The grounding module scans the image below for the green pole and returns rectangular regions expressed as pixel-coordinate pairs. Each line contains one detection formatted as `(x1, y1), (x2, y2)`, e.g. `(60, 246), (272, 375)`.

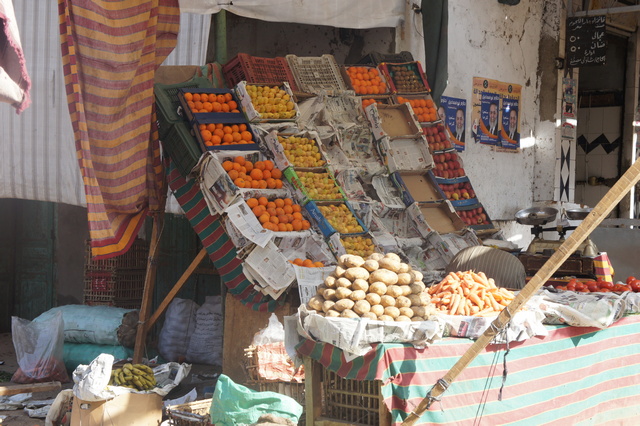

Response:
(215, 10), (228, 65)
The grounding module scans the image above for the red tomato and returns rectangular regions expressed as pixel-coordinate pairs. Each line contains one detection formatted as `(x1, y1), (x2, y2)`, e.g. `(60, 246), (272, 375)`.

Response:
(613, 284), (629, 293)
(568, 278), (580, 287)
(627, 276), (637, 285)
(566, 282), (577, 291)
(599, 281), (614, 290)
(599, 288), (611, 293)
(556, 285), (567, 291)
(575, 282), (587, 292)
(588, 282), (600, 292)
(630, 280), (640, 292)
(577, 287), (590, 293)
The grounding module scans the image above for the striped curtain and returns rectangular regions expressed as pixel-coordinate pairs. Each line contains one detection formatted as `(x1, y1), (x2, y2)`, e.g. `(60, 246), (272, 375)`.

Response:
(58, 0), (180, 258)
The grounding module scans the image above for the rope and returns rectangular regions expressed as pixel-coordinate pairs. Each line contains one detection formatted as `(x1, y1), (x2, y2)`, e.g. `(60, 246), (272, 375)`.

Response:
(420, 378), (450, 413)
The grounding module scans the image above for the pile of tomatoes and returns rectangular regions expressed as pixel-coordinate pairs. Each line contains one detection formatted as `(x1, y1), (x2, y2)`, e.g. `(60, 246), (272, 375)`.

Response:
(551, 276), (640, 293)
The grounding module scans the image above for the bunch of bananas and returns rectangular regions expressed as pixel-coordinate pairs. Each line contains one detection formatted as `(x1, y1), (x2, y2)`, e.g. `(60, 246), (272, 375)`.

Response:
(110, 363), (156, 391)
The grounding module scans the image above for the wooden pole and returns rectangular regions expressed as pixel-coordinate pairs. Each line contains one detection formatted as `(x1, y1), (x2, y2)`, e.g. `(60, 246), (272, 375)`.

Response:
(145, 247), (209, 330)
(402, 160), (640, 425)
(133, 212), (164, 363)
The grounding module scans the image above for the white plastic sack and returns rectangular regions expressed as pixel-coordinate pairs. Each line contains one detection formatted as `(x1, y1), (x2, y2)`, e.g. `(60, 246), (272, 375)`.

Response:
(72, 353), (114, 401)
(252, 314), (285, 346)
(159, 298), (199, 362)
(186, 296), (223, 366)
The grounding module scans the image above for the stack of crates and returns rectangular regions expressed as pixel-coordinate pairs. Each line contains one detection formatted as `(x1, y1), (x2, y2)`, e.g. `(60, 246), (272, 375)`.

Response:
(83, 239), (149, 310)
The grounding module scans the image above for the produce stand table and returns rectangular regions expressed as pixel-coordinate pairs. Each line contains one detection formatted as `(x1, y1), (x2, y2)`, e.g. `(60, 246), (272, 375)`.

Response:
(298, 314), (640, 425)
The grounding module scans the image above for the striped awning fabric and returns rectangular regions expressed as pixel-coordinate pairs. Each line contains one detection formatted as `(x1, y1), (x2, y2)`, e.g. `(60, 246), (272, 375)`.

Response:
(297, 314), (640, 424)
(58, 0), (180, 258)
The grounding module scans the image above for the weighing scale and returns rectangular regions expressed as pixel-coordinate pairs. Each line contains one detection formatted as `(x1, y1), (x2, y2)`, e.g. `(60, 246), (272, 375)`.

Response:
(515, 206), (598, 278)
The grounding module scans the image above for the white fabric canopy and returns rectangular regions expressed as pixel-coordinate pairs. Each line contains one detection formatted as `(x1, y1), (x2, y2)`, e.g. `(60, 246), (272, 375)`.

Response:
(179, 0), (405, 29)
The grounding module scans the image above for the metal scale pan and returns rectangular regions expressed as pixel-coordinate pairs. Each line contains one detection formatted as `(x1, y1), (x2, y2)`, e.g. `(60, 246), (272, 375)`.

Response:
(565, 208), (592, 220)
(515, 207), (559, 226)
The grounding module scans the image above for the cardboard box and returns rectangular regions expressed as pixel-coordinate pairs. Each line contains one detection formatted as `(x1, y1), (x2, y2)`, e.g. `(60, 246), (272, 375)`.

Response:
(409, 201), (466, 236)
(365, 103), (421, 140)
(71, 392), (163, 426)
(391, 170), (444, 206)
(376, 135), (434, 173)
(234, 81), (299, 122)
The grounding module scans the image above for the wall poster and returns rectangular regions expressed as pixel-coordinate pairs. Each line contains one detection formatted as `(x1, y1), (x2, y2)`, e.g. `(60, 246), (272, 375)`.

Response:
(471, 77), (522, 151)
(439, 95), (467, 152)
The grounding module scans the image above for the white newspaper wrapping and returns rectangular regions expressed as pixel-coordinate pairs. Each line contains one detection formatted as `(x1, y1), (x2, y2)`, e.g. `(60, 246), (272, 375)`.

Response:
(72, 355), (191, 401)
(371, 175), (406, 210)
(292, 306), (444, 361)
(434, 309), (548, 343)
(335, 169), (370, 202)
(197, 153), (240, 215)
(529, 289), (627, 328)
(294, 265), (335, 306)
(244, 241), (296, 291)
(225, 200), (273, 248)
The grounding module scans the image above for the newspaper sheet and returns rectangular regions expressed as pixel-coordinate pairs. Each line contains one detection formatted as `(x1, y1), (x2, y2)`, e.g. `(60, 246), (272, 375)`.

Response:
(225, 200), (273, 248)
(528, 289), (627, 328)
(295, 265), (335, 306)
(372, 175), (406, 210)
(291, 306), (444, 361)
(198, 153), (240, 215)
(244, 241), (296, 291)
(435, 309), (548, 343)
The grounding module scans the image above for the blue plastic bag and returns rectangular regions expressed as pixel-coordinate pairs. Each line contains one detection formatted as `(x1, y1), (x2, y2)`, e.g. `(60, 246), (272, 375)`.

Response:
(210, 374), (303, 425)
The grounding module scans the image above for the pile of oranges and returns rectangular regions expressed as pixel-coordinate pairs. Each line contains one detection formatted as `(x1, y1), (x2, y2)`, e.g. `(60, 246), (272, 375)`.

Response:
(396, 96), (437, 123)
(346, 66), (387, 96)
(246, 197), (311, 232)
(361, 98), (382, 108)
(290, 258), (324, 268)
(183, 92), (240, 113)
(200, 123), (254, 147)
(222, 157), (283, 189)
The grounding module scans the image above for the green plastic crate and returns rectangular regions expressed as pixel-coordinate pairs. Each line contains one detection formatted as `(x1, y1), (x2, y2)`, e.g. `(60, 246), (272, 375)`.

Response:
(154, 76), (212, 138)
(161, 121), (202, 176)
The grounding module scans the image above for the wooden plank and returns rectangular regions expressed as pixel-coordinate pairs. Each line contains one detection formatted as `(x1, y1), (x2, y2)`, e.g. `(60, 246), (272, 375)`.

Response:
(0, 381), (61, 396)
(145, 247), (208, 330)
(305, 357), (323, 426)
(222, 293), (294, 384)
(378, 381), (391, 426)
(133, 213), (164, 363)
(403, 158), (640, 425)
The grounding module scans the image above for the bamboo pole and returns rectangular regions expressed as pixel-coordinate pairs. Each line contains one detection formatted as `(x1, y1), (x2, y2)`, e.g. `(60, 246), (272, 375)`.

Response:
(133, 212), (164, 363)
(402, 160), (640, 425)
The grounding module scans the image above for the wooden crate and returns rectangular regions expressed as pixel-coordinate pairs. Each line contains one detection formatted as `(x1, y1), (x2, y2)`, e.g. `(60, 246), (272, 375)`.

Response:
(304, 357), (391, 426)
(166, 399), (212, 426)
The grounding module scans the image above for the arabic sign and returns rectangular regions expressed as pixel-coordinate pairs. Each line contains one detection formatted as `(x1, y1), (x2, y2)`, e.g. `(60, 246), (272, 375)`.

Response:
(566, 15), (607, 68)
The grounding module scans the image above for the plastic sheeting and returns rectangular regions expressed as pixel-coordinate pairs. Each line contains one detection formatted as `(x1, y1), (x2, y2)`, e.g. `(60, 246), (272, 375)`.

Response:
(179, 0), (405, 29)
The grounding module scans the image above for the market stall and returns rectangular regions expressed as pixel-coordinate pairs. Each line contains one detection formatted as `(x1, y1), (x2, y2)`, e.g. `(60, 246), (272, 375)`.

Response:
(298, 314), (640, 425)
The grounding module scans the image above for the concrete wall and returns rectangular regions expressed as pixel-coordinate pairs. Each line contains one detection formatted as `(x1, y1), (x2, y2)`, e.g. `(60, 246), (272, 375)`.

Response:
(443, 1), (560, 249)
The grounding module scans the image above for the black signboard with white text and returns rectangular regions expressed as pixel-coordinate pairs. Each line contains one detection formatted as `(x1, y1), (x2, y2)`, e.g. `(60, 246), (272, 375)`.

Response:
(566, 15), (607, 68)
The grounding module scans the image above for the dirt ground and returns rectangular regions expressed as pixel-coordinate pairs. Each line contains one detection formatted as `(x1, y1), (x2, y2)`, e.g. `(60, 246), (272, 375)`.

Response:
(0, 332), (220, 425)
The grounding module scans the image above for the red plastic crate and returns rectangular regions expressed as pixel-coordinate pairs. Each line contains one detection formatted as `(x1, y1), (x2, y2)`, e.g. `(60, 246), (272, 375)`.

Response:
(223, 53), (298, 90)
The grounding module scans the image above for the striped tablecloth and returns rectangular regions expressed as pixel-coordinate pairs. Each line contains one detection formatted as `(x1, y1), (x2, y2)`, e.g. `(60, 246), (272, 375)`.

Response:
(297, 314), (640, 425)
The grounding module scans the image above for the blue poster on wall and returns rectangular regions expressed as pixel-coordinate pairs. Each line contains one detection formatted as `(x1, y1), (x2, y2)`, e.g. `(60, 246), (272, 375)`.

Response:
(500, 99), (520, 149)
(439, 96), (466, 152)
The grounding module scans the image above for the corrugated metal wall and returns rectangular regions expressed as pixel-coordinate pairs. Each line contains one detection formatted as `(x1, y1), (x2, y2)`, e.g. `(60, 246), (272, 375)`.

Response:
(0, 2), (210, 209)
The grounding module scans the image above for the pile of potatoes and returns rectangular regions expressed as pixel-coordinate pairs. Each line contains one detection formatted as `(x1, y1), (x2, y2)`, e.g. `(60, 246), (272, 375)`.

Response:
(306, 252), (436, 322)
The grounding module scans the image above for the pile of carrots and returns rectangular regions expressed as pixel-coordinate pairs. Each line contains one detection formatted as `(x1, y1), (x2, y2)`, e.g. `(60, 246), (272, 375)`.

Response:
(222, 157), (284, 189)
(246, 196), (311, 232)
(428, 270), (516, 317)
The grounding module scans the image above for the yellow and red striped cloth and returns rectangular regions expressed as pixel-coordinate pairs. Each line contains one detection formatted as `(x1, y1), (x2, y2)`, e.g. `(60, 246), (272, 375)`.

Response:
(58, 0), (179, 258)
